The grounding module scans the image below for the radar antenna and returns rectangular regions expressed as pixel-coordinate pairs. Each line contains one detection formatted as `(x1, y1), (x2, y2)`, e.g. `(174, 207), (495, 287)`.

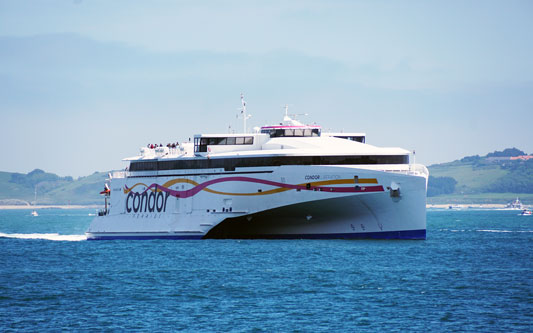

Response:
(282, 104), (307, 125)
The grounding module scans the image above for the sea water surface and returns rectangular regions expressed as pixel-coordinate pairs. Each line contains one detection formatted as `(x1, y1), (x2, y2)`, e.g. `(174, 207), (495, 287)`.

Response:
(0, 209), (531, 331)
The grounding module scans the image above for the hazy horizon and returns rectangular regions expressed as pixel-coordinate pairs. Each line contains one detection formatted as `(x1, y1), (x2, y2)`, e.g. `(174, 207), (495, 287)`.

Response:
(1, 1), (532, 177)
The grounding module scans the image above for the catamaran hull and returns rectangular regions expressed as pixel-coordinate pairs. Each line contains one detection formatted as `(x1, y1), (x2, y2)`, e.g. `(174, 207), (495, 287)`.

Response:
(86, 165), (427, 240)
(205, 193), (426, 239)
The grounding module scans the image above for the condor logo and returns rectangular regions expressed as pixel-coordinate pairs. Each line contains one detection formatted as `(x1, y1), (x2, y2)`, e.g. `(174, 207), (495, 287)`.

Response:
(126, 190), (170, 213)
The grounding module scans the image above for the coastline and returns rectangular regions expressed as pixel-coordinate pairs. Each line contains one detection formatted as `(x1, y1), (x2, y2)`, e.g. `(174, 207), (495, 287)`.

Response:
(427, 204), (506, 209)
(0, 204), (523, 210)
(0, 205), (102, 210)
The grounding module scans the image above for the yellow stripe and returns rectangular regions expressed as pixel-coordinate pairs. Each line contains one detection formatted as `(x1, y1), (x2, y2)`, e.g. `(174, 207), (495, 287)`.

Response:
(356, 178), (378, 184)
(123, 182), (149, 194)
(203, 187), (290, 196)
(124, 179), (201, 194)
(124, 177), (379, 196)
(162, 178), (199, 188)
(201, 178), (378, 196)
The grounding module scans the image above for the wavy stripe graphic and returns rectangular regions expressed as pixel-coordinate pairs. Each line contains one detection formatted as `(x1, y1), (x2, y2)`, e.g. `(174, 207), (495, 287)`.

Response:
(124, 177), (383, 198)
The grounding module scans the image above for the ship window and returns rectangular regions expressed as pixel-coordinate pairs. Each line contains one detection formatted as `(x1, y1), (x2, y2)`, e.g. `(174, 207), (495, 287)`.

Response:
(334, 135), (365, 143)
(130, 154), (409, 172)
(262, 128), (321, 138)
(209, 138), (222, 145)
(194, 136), (254, 152)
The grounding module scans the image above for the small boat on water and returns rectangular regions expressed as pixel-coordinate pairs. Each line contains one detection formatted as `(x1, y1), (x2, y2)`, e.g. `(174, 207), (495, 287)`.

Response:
(520, 209), (532, 216)
(31, 187), (38, 217)
(506, 198), (524, 210)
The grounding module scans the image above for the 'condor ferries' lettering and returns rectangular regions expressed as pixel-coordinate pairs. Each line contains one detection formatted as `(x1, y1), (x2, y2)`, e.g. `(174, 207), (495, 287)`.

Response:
(126, 190), (170, 213)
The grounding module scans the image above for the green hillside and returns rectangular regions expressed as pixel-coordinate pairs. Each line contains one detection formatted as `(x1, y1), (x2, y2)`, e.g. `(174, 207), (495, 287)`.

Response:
(0, 169), (108, 205)
(428, 148), (533, 204)
(429, 163), (508, 193)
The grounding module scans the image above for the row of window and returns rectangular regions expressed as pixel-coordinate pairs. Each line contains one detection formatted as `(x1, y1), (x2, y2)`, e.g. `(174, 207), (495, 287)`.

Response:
(194, 136), (254, 152)
(129, 155), (409, 172)
(261, 128), (321, 138)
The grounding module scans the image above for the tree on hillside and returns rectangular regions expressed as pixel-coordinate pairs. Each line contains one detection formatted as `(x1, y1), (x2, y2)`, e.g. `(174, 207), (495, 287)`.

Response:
(9, 169), (73, 189)
(486, 148), (525, 158)
(460, 155), (481, 163)
(484, 159), (533, 193)
(427, 176), (458, 197)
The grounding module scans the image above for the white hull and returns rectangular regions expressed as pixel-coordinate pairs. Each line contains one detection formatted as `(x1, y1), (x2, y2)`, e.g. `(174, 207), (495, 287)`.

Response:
(86, 165), (428, 240)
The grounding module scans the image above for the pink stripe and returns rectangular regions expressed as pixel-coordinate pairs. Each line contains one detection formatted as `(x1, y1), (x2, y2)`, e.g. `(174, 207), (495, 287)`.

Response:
(260, 126), (321, 129)
(131, 177), (383, 199)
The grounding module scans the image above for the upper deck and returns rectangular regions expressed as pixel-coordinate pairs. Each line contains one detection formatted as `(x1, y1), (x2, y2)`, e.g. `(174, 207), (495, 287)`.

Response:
(122, 106), (415, 174)
(126, 129), (411, 174)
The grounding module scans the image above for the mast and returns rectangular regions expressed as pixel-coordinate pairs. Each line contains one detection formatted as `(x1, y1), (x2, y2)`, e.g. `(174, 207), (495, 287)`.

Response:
(239, 93), (251, 133)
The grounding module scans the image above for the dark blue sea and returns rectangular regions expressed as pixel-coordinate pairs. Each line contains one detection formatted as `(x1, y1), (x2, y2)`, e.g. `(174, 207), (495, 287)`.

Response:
(1, 209), (531, 331)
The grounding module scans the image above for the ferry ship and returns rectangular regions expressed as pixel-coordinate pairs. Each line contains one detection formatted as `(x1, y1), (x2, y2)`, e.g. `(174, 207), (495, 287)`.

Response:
(505, 198), (524, 210)
(86, 98), (429, 240)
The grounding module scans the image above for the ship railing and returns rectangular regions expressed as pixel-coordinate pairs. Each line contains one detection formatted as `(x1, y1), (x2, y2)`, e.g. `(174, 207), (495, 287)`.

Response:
(408, 164), (429, 178)
(386, 164), (429, 178)
(111, 170), (127, 179)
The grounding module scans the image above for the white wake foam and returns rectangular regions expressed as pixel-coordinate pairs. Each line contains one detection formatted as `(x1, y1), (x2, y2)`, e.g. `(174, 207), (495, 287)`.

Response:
(0, 232), (87, 241)
(440, 229), (533, 233)
(476, 229), (533, 233)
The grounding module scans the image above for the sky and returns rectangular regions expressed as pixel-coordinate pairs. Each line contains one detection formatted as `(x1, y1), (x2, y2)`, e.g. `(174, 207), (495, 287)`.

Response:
(1, 0), (532, 178)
